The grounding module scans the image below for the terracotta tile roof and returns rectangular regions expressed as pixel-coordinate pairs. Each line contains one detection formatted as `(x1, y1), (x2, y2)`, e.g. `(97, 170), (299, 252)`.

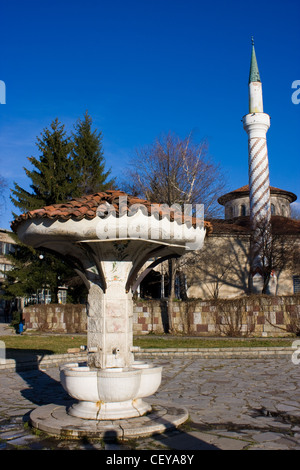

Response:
(208, 217), (251, 234)
(11, 190), (213, 234)
(270, 216), (300, 235)
(232, 184), (296, 195)
(209, 215), (300, 236)
(218, 185), (297, 205)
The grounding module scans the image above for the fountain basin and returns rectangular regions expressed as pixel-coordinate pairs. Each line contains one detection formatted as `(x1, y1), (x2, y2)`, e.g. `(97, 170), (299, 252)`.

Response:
(59, 362), (162, 420)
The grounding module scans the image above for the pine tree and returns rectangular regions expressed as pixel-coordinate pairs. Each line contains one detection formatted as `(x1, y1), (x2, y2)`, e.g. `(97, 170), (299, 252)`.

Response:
(2, 237), (65, 300)
(6, 114), (114, 306)
(10, 118), (75, 214)
(2, 234), (85, 303)
(71, 111), (114, 195)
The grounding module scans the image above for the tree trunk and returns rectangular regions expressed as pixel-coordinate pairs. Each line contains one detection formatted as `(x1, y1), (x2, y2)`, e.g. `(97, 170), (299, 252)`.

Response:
(178, 270), (187, 300)
(167, 258), (177, 333)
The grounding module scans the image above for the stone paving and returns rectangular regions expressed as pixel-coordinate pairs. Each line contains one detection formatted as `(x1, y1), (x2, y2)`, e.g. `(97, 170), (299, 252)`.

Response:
(1, 353), (300, 450)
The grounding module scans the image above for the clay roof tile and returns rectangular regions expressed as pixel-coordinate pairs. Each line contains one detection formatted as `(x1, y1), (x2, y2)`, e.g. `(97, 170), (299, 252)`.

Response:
(11, 190), (213, 235)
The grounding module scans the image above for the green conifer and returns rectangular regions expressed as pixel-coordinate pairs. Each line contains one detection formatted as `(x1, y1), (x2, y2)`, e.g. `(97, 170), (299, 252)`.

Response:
(10, 118), (75, 214)
(71, 111), (114, 196)
(6, 114), (113, 304)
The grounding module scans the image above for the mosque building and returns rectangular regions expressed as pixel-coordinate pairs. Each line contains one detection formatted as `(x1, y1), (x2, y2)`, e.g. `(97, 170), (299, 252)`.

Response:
(184, 40), (300, 299)
(140, 40), (300, 300)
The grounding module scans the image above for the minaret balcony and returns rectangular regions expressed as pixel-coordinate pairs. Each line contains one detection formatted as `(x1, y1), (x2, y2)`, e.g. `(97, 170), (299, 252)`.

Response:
(242, 112), (270, 137)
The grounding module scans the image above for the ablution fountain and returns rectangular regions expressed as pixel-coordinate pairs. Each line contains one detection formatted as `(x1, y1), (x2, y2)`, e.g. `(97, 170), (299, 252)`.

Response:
(12, 190), (209, 438)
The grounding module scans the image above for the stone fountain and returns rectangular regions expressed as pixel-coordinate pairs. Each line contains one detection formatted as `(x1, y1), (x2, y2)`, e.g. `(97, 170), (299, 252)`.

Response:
(12, 190), (208, 438)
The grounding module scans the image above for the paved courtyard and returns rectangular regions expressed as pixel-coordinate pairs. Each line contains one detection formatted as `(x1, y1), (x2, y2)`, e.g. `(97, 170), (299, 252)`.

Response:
(1, 353), (300, 451)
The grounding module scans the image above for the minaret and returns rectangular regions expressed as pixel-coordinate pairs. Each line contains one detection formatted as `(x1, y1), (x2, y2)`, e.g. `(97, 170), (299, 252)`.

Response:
(243, 38), (271, 227)
(243, 38), (271, 286)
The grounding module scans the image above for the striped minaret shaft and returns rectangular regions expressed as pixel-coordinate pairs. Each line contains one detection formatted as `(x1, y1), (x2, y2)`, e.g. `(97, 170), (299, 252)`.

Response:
(243, 38), (271, 274)
(244, 39), (271, 226)
(248, 126), (271, 225)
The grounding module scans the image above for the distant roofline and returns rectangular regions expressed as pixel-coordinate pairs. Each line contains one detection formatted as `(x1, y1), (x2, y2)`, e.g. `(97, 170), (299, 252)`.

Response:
(218, 185), (297, 205)
(208, 215), (300, 236)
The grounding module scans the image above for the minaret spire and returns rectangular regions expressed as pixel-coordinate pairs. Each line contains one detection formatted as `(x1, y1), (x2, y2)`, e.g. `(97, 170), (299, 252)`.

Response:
(249, 37), (261, 84)
(243, 38), (272, 292)
(248, 37), (264, 113)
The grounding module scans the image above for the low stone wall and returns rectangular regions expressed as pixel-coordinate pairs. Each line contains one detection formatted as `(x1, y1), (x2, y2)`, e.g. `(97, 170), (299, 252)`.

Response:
(134, 296), (300, 337)
(22, 304), (87, 333)
(22, 295), (300, 337)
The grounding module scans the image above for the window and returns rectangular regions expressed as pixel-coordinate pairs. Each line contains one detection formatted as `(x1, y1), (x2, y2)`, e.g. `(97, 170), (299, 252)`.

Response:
(271, 204), (275, 215)
(293, 276), (300, 294)
(240, 204), (246, 216)
(0, 263), (12, 278)
(0, 242), (15, 255)
(58, 288), (68, 304)
(3, 243), (10, 255)
(37, 289), (52, 304)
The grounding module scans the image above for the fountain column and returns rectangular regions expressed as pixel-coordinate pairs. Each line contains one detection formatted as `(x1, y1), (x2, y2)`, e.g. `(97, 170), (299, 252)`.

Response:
(87, 260), (134, 369)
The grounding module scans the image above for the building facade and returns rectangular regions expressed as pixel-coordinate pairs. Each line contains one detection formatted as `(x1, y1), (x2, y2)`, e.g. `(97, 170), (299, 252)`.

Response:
(0, 228), (17, 320)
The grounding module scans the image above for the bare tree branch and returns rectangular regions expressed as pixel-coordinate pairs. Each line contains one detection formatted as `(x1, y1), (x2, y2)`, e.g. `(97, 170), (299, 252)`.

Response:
(120, 131), (226, 217)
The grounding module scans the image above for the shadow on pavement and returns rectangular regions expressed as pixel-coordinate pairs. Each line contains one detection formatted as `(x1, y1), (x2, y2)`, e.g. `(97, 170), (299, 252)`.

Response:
(5, 347), (220, 450)
(6, 347), (75, 408)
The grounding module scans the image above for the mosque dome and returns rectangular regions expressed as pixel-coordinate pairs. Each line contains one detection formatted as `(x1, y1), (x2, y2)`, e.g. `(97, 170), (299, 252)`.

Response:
(218, 185), (297, 220)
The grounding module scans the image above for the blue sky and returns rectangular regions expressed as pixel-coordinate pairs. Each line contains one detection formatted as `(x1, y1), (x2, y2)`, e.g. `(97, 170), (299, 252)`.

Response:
(0, 0), (299, 229)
